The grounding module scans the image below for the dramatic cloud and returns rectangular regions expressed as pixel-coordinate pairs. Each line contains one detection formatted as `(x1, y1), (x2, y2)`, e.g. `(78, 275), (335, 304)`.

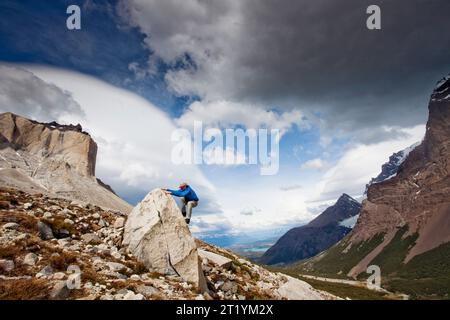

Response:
(0, 65), (84, 122)
(118, 0), (450, 143)
(314, 125), (426, 201)
(0, 65), (225, 233)
(176, 100), (307, 135)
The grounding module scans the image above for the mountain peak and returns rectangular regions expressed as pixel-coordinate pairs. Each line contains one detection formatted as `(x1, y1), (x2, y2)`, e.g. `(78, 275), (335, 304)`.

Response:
(309, 194), (361, 228)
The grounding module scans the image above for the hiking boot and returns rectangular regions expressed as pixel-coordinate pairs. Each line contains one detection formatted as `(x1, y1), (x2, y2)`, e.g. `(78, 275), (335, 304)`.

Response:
(185, 218), (190, 224)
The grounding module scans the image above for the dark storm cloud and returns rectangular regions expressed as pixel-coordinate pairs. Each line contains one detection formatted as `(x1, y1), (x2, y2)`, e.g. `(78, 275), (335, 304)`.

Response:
(121, 0), (450, 143)
(235, 0), (450, 138)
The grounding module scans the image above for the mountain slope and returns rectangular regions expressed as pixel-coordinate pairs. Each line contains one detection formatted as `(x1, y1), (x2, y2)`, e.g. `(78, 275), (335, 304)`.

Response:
(0, 187), (337, 300)
(260, 194), (361, 265)
(0, 112), (131, 213)
(295, 74), (450, 298)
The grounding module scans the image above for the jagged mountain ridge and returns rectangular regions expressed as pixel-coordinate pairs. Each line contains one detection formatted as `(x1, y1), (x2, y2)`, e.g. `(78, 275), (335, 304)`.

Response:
(260, 194), (361, 265)
(365, 142), (419, 192)
(0, 112), (131, 213)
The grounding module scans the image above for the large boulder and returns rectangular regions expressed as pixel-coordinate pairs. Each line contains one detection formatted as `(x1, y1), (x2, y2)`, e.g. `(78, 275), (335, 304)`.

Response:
(122, 189), (207, 291)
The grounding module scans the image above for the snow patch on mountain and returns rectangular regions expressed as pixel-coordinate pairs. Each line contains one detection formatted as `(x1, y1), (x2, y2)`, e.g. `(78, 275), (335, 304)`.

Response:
(339, 214), (359, 228)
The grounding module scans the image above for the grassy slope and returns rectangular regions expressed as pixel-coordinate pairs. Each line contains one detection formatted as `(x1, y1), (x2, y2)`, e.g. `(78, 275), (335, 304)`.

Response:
(291, 233), (385, 278)
(275, 226), (450, 299)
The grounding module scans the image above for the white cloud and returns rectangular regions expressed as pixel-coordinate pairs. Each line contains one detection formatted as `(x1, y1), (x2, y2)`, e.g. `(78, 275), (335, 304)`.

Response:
(314, 125), (426, 201)
(0, 65), (84, 122)
(300, 158), (329, 171)
(2, 64), (223, 222)
(176, 100), (307, 135)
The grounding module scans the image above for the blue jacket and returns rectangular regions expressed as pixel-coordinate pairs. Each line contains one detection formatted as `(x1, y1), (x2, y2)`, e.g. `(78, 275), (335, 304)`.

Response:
(168, 185), (199, 202)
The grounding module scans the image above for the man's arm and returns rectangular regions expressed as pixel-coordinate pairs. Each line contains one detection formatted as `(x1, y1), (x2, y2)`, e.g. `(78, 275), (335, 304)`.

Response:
(165, 188), (189, 197)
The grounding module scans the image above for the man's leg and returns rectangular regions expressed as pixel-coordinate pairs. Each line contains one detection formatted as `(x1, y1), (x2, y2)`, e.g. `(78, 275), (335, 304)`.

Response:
(181, 198), (187, 217)
(185, 201), (198, 224)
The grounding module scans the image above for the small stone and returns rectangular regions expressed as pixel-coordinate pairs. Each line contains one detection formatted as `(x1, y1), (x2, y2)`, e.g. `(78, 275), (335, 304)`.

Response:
(136, 285), (158, 296)
(57, 238), (71, 247)
(117, 289), (129, 295)
(84, 282), (93, 289)
(2, 222), (19, 230)
(130, 274), (140, 281)
(43, 212), (53, 219)
(64, 218), (74, 225)
(106, 262), (127, 272)
(48, 205), (62, 212)
(92, 213), (101, 219)
(50, 281), (70, 300)
(195, 294), (205, 300)
(56, 229), (71, 239)
(222, 281), (237, 293)
(123, 291), (144, 300)
(53, 272), (66, 280)
(111, 251), (121, 260)
(100, 294), (114, 300)
(23, 252), (38, 266)
(98, 219), (106, 228)
(114, 217), (125, 229)
(23, 203), (33, 210)
(38, 221), (54, 240)
(238, 295), (246, 300)
(15, 233), (29, 241)
(214, 280), (224, 290)
(0, 259), (15, 272)
(81, 233), (101, 244)
(36, 265), (53, 277)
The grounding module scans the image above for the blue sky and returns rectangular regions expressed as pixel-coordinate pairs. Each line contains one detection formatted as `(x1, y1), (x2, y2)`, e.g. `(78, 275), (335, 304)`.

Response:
(1, 0), (448, 246)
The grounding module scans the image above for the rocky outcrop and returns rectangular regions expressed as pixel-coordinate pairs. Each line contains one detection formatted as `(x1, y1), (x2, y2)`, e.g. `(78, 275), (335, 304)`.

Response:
(260, 194), (361, 265)
(122, 189), (207, 291)
(0, 112), (131, 213)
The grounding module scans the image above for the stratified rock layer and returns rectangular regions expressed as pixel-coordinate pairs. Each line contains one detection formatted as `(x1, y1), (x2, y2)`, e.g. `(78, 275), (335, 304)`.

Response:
(0, 112), (131, 213)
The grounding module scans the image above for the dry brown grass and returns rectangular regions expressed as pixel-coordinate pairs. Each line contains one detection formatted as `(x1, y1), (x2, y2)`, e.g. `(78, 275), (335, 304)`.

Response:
(80, 266), (107, 285)
(0, 244), (22, 259)
(0, 279), (50, 300)
(49, 251), (78, 271)
(42, 217), (76, 235)
(123, 260), (148, 275)
(0, 201), (10, 209)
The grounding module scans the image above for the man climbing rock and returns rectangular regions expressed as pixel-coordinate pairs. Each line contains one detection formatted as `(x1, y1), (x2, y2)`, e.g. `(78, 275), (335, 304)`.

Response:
(163, 183), (199, 225)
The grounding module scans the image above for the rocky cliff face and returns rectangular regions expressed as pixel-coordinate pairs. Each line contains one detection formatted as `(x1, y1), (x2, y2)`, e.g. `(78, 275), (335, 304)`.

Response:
(260, 194), (361, 265)
(296, 75), (450, 298)
(0, 112), (131, 213)
(349, 75), (450, 263)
